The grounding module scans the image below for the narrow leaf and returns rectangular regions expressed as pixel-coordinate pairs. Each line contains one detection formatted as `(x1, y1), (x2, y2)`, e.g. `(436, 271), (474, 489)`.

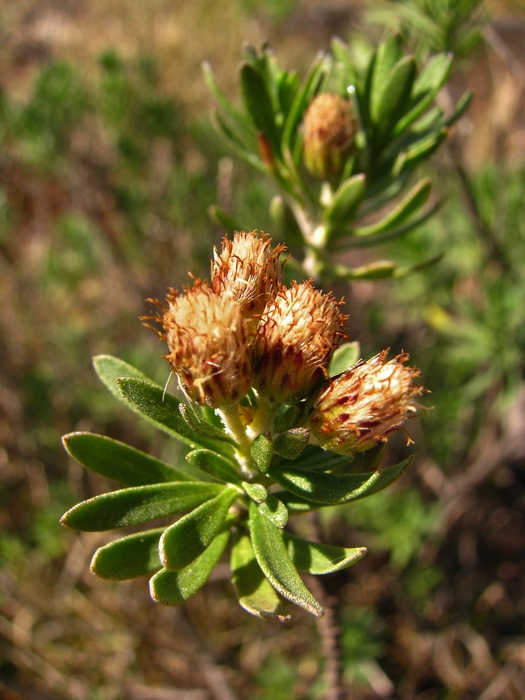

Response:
(371, 56), (417, 139)
(240, 63), (281, 159)
(160, 487), (238, 570)
(116, 378), (235, 457)
(63, 432), (190, 487)
(93, 354), (157, 401)
(371, 34), (404, 99)
(231, 531), (290, 622)
(267, 457), (413, 505)
(283, 531), (367, 575)
(185, 449), (242, 485)
(328, 342), (360, 377)
(394, 53), (453, 134)
(258, 494), (288, 529)
(354, 178), (432, 237)
(61, 482), (223, 531)
(150, 528), (229, 605)
(248, 502), (323, 617)
(324, 174), (367, 231)
(281, 53), (326, 153)
(91, 528), (163, 580)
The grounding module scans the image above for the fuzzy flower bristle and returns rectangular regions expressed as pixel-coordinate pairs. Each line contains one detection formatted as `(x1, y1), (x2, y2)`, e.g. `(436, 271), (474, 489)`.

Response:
(308, 351), (424, 454)
(211, 231), (286, 318)
(252, 280), (348, 403)
(161, 281), (252, 407)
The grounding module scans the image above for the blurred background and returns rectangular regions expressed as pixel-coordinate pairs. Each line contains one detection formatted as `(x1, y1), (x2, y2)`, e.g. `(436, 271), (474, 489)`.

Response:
(1, 0), (524, 698)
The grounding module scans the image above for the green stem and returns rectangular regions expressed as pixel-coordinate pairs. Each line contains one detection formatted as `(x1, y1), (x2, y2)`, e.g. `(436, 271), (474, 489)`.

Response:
(216, 404), (255, 480)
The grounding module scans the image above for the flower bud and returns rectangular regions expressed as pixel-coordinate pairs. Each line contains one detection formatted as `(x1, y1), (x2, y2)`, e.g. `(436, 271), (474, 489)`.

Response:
(211, 231), (285, 319)
(309, 351), (424, 454)
(252, 281), (348, 403)
(161, 282), (252, 407)
(303, 93), (357, 180)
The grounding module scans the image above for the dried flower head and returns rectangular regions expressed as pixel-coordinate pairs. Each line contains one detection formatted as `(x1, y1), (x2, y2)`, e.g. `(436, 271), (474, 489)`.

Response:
(252, 280), (348, 403)
(211, 231), (285, 319)
(161, 282), (252, 407)
(309, 351), (424, 454)
(303, 92), (357, 180)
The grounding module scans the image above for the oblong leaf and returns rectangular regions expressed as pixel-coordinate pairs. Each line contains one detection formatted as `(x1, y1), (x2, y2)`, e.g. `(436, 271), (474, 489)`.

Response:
(160, 487), (238, 570)
(150, 528), (230, 606)
(231, 531), (290, 622)
(248, 501), (323, 617)
(116, 378), (235, 458)
(283, 531), (367, 575)
(61, 482), (224, 531)
(186, 449), (242, 485)
(208, 204), (245, 237)
(91, 528), (164, 580)
(63, 432), (190, 486)
(267, 457), (412, 505)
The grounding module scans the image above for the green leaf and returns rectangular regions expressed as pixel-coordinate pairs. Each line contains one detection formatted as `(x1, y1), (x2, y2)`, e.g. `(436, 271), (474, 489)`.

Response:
(328, 342), (360, 377)
(273, 428), (310, 460)
(330, 37), (358, 87)
(61, 482), (223, 531)
(185, 449), (242, 485)
(371, 56), (417, 140)
(443, 91), (472, 127)
(231, 531), (291, 622)
(242, 481), (268, 503)
(91, 528), (163, 580)
(354, 178), (432, 237)
(179, 403), (237, 447)
(267, 457), (413, 505)
(240, 63), (281, 159)
(283, 531), (367, 575)
(332, 260), (397, 281)
(62, 432), (190, 487)
(395, 128), (447, 175)
(150, 528), (230, 605)
(258, 494), (288, 529)
(324, 174), (367, 233)
(116, 378), (235, 458)
(250, 433), (274, 473)
(394, 53), (453, 134)
(248, 501), (323, 617)
(93, 354), (156, 401)
(160, 487), (238, 570)
(202, 61), (256, 145)
(281, 54), (326, 154)
(207, 204), (245, 236)
(371, 34), (404, 99)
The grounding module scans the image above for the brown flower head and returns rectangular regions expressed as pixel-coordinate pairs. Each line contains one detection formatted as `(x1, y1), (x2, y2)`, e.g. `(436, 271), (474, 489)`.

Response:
(211, 231), (285, 319)
(161, 281), (252, 407)
(252, 280), (348, 403)
(309, 351), (424, 455)
(303, 92), (357, 180)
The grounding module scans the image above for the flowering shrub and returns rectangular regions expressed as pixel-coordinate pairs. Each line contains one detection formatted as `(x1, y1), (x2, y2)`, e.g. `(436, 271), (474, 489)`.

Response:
(61, 231), (424, 621)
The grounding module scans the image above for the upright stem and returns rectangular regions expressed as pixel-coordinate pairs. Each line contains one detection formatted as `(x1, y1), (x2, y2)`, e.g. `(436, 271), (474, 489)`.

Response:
(216, 404), (254, 479)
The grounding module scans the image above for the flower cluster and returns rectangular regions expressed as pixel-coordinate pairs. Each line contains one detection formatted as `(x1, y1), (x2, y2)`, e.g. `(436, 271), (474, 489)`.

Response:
(152, 231), (422, 455)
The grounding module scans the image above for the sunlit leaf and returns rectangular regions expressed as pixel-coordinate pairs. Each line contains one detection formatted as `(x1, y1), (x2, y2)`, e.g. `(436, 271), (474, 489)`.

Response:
(91, 528), (163, 580)
(63, 432), (189, 487)
(61, 482), (224, 531)
(231, 531), (290, 622)
(248, 501), (323, 616)
(150, 528), (230, 605)
(283, 531), (367, 575)
(328, 342), (360, 377)
(160, 487), (238, 570)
